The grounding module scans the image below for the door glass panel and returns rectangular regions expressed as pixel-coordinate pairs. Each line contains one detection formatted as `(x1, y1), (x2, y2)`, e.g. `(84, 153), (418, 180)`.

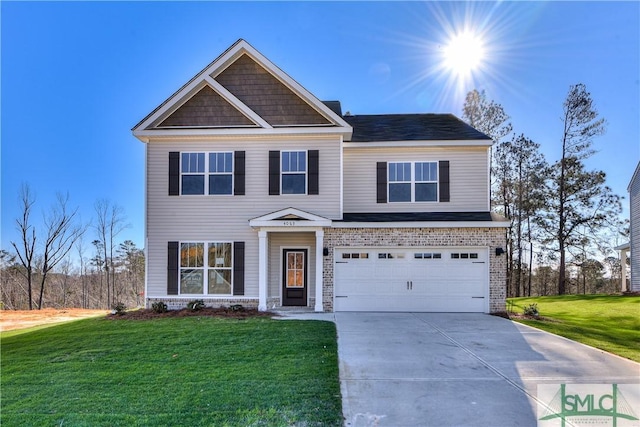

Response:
(286, 252), (304, 288)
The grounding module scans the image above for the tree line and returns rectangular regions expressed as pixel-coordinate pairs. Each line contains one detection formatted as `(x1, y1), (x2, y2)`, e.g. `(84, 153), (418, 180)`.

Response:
(463, 83), (627, 297)
(1, 186), (144, 310)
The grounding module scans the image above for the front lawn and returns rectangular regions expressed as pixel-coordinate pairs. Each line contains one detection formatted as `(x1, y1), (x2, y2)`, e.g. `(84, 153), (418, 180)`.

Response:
(1, 316), (342, 426)
(508, 294), (640, 362)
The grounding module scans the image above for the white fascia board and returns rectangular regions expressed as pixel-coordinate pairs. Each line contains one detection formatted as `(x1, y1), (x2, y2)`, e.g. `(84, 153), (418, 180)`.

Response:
(249, 207), (332, 227)
(343, 139), (493, 149)
(332, 220), (511, 229)
(133, 126), (352, 142)
(250, 224), (330, 231)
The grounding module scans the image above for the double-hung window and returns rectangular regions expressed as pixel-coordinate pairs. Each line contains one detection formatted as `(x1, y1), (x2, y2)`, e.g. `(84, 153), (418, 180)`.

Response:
(414, 162), (438, 201)
(181, 152), (233, 195)
(281, 151), (306, 194)
(181, 153), (205, 195)
(179, 242), (232, 295)
(388, 161), (438, 202)
(388, 162), (412, 202)
(208, 152), (233, 195)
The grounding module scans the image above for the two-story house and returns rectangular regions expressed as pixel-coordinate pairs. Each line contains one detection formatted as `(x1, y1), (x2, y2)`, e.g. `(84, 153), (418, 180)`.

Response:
(132, 39), (509, 313)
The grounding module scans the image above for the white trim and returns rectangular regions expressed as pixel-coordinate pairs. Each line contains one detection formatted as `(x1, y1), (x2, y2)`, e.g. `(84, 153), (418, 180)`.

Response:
(203, 76), (272, 129)
(315, 230), (324, 312)
(258, 230), (268, 311)
(250, 207), (332, 227)
(134, 126), (351, 142)
(343, 139), (493, 148)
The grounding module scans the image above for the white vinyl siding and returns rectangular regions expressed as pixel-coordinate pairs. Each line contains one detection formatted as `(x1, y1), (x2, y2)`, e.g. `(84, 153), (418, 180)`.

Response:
(630, 165), (640, 290)
(343, 146), (490, 213)
(145, 137), (341, 299)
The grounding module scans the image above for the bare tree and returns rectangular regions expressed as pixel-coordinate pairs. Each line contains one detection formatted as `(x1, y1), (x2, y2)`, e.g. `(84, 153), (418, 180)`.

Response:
(94, 199), (128, 307)
(36, 192), (85, 309)
(10, 184), (38, 309)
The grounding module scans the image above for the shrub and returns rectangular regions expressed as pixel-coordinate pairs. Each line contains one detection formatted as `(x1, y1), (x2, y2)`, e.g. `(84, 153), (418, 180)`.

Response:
(523, 303), (539, 317)
(151, 301), (168, 313)
(112, 302), (126, 315)
(229, 304), (245, 312)
(187, 299), (205, 311)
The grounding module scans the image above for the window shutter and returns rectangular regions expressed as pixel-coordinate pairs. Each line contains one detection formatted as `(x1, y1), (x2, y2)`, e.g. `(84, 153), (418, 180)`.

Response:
(169, 152), (180, 196)
(167, 241), (179, 295)
(308, 150), (319, 195)
(376, 162), (387, 203)
(234, 151), (245, 196)
(233, 242), (245, 295)
(439, 160), (450, 202)
(269, 151), (280, 195)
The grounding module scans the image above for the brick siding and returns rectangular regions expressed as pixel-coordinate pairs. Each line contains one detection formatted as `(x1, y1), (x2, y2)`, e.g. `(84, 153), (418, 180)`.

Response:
(322, 227), (507, 313)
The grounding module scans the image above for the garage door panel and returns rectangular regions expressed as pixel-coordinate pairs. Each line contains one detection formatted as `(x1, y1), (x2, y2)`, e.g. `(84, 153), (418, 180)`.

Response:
(335, 247), (488, 313)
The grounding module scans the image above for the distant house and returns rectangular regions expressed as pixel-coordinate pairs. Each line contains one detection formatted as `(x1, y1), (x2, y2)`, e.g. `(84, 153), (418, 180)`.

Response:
(132, 39), (509, 313)
(629, 162), (640, 291)
(617, 161), (640, 292)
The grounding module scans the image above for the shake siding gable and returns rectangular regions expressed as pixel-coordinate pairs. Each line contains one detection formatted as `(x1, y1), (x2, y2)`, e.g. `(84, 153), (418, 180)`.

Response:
(214, 54), (331, 126)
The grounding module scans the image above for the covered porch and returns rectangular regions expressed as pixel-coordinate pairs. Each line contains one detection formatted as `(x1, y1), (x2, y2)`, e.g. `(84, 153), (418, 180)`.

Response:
(249, 208), (331, 312)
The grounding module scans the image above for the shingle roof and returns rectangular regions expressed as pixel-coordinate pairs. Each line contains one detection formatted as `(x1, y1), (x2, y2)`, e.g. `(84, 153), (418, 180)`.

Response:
(342, 113), (492, 142)
(339, 212), (495, 222)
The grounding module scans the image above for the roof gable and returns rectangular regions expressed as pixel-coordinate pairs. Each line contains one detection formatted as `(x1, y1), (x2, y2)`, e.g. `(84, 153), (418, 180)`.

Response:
(214, 54), (331, 126)
(133, 39), (351, 139)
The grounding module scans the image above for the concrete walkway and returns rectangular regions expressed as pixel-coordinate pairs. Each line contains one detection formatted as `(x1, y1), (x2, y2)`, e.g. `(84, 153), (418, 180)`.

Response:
(277, 311), (640, 427)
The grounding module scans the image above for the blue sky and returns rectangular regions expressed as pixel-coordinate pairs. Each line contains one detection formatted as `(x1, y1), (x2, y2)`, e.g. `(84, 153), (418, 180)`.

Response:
(2, 1), (639, 252)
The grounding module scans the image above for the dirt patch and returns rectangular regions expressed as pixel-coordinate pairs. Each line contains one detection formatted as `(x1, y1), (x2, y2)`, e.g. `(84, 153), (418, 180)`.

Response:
(107, 307), (276, 320)
(1, 309), (110, 332)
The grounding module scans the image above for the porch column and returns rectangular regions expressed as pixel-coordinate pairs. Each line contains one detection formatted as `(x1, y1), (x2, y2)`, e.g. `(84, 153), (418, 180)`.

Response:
(315, 229), (324, 312)
(258, 230), (268, 311)
(620, 248), (628, 292)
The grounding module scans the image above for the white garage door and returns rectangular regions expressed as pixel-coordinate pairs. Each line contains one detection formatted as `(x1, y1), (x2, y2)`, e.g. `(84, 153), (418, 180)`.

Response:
(334, 247), (488, 312)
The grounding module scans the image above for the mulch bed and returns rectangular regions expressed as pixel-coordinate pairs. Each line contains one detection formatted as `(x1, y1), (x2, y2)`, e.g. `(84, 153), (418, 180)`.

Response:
(107, 307), (277, 320)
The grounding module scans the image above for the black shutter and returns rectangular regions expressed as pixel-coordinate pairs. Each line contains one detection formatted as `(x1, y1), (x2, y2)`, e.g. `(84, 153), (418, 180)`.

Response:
(169, 152), (180, 196)
(439, 160), (450, 202)
(308, 150), (319, 195)
(376, 162), (387, 203)
(234, 151), (245, 196)
(167, 241), (179, 295)
(233, 242), (245, 295)
(269, 151), (280, 195)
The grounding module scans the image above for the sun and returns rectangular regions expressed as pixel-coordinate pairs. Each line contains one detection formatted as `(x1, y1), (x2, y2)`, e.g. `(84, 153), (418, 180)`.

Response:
(443, 31), (485, 75)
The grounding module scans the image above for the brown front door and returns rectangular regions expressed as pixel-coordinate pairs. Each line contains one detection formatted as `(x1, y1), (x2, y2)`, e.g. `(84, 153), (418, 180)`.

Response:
(282, 249), (307, 306)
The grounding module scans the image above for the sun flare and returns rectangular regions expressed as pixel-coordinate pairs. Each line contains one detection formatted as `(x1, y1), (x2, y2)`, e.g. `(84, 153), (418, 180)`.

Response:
(443, 31), (485, 75)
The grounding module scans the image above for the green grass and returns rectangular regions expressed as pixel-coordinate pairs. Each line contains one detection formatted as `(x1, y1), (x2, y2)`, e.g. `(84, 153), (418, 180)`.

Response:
(508, 295), (640, 362)
(1, 316), (343, 426)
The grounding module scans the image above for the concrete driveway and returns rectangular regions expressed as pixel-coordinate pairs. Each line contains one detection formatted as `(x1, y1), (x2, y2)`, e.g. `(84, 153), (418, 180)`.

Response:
(335, 313), (640, 427)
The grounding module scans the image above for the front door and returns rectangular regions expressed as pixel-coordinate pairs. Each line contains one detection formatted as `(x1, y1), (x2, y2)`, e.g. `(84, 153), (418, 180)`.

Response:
(282, 249), (307, 306)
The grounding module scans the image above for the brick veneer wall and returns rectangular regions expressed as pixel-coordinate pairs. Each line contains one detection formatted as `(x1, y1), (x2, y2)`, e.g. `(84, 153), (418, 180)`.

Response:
(146, 297), (258, 311)
(323, 227), (507, 313)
